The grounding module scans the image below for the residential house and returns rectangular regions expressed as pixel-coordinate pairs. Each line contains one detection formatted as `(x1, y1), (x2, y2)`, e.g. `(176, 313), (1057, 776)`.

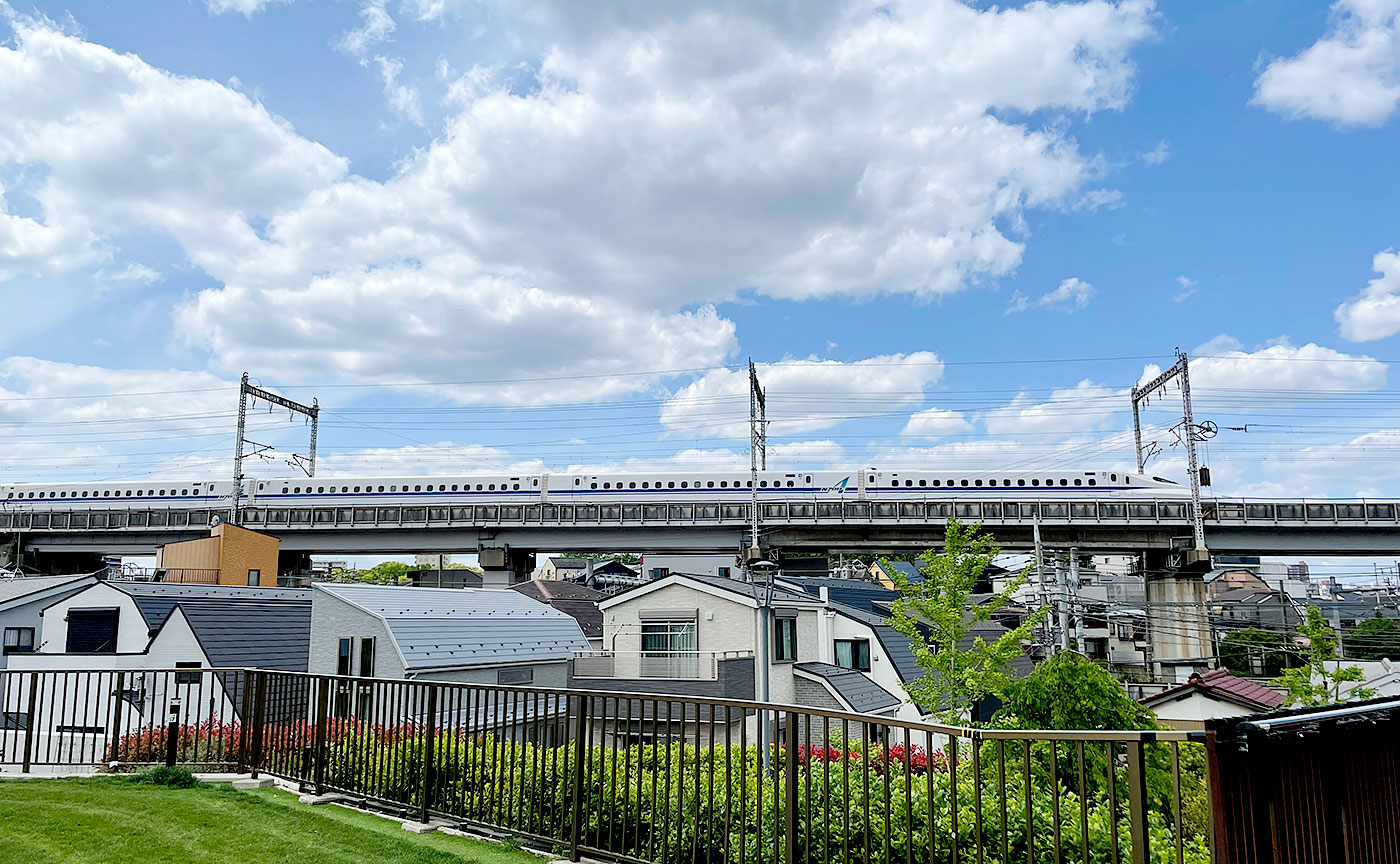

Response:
(538, 557), (589, 581)
(636, 554), (737, 581)
(1205, 568), (1271, 598)
(309, 583), (589, 687)
(1139, 669), (1284, 730)
(0, 575), (95, 670)
(4, 582), (311, 743)
(154, 522), (280, 586)
(510, 579), (606, 649)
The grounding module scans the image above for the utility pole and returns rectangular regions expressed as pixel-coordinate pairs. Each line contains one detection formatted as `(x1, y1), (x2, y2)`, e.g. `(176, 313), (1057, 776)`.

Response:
(745, 359), (773, 772)
(1071, 548), (1085, 652)
(232, 373), (320, 525)
(1033, 518), (1051, 650)
(1056, 557), (1070, 652)
(1130, 350), (1208, 554)
(748, 359), (767, 472)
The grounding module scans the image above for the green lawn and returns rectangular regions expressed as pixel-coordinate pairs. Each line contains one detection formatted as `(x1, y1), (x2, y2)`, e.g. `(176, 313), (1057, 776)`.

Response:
(0, 778), (548, 864)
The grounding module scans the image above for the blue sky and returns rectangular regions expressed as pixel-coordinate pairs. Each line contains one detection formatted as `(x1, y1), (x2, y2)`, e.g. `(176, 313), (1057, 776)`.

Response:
(2, 0), (1400, 508)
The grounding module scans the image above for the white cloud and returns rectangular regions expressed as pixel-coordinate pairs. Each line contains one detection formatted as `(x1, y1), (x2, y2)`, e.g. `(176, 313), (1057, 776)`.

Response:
(660, 353), (944, 439)
(563, 440), (846, 475)
(1335, 250), (1400, 341)
(1172, 274), (1196, 302)
(374, 55), (424, 125)
(206, 0), (291, 16)
(1183, 337), (1387, 392)
(1006, 277), (1095, 314)
(1252, 0), (1400, 127)
(0, 4), (1157, 403)
(1142, 139), (1170, 165)
(979, 379), (1124, 438)
(314, 443), (544, 477)
(900, 407), (973, 441)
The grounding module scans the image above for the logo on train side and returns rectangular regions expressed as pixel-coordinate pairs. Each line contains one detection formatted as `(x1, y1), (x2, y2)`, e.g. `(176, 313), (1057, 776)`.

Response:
(823, 476), (851, 493)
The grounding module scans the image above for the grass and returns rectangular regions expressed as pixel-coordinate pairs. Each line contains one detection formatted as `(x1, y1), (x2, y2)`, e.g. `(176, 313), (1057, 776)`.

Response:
(0, 778), (549, 864)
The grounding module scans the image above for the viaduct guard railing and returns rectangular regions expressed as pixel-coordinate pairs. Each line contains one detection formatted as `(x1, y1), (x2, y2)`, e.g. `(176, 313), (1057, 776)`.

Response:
(4, 668), (1398, 863)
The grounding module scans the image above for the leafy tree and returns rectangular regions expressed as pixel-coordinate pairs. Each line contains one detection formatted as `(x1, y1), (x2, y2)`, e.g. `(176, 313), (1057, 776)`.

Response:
(1344, 609), (1400, 661)
(996, 650), (1157, 730)
(332, 561), (411, 585)
(884, 518), (1045, 722)
(1219, 627), (1300, 678)
(1271, 605), (1376, 706)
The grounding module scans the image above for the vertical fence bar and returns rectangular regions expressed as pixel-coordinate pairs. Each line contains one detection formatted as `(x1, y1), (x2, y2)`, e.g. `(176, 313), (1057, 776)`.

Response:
(421, 684), (438, 824)
(1051, 741), (1062, 864)
(569, 693), (588, 863)
(1107, 742), (1120, 864)
(313, 677), (330, 795)
(949, 736), (960, 864)
(22, 671), (39, 772)
(107, 671), (125, 766)
(1126, 740), (1150, 864)
(1024, 740), (1034, 864)
(785, 710), (798, 864)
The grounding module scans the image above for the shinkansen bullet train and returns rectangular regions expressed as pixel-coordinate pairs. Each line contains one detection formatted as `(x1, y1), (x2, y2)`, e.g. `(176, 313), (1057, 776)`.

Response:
(0, 469), (1187, 510)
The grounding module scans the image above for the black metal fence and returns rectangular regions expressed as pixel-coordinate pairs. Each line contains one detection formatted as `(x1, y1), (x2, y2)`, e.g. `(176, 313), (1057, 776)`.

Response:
(1205, 697), (1400, 864)
(1, 667), (1210, 864)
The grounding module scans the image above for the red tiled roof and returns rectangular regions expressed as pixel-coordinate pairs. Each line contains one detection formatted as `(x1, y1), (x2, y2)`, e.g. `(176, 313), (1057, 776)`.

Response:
(1141, 668), (1285, 712)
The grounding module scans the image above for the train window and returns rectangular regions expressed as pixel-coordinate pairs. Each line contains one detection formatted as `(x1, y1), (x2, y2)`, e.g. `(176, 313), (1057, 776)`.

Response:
(282, 487), (289, 494)
(903, 480), (911, 487)
(512, 483), (519, 490)
(761, 481), (769, 488)
(574, 478), (581, 486)
(103, 491), (110, 497)
(602, 482), (610, 489)
(1017, 479), (1025, 487)
(591, 483), (598, 489)
(379, 485), (386, 492)
(707, 481), (714, 488)
(1110, 473), (1117, 482)
(1088, 479), (1096, 486)
(1060, 479), (1068, 486)
(450, 485), (457, 491)
(805, 475), (812, 484)
(414, 485), (421, 492)
(59, 491), (66, 498)
(318, 487), (325, 494)
(719, 481), (727, 488)
(390, 485), (397, 492)
(975, 480), (983, 486)
(681, 482), (688, 488)
(960, 480), (968, 487)
(354, 486), (361, 493)
(629, 482), (636, 489)
(919, 480), (926, 487)
(668, 482), (676, 489)
(489, 484), (496, 490)
(1074, 479), (1082, 486)
(532, 479), (538, 486)
(931, 480), (940, 487)
(787, 480), (795, 487)
(890, 481), (897, 487)
(641, 482), (649, 488)
(1031, 479), (1039, 487)
(135, 490), (142, 497)
(474, 484), (482, 490)
(182, 489), (189, 496)
(988, 479), (996, 486)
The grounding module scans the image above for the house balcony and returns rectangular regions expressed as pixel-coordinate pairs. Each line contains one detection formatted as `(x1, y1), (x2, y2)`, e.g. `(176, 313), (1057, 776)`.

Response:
(567, 651), (756, 702)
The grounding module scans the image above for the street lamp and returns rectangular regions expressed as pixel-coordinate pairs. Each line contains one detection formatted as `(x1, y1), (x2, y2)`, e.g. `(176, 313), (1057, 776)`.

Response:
(749, 557), (779, 771)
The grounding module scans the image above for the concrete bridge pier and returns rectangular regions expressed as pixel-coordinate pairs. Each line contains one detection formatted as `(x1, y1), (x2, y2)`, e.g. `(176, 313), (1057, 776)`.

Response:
(1142, 548), (1213, 683)
(477, 546), (534, 589)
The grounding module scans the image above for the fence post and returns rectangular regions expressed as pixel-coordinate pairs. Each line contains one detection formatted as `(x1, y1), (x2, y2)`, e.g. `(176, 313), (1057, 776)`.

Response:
(21, 672), (39, 773)
(785, 710), (798, 864)
(421, 684), (438, 824)
(237, 671), (252, 773)
(106, 671), (125, 766)
(1125, 739), (1151, 864)
(165, 697), (182, 767)
(569, 694), (590, 863)
(250, 671), (266, 779)
(313, 677), (330, 795)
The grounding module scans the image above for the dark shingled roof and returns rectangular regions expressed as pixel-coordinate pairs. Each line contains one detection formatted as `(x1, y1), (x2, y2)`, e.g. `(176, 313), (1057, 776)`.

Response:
(1141, 668), (1285, 712)
(782, 576), (899, 609)
(511, 579), (607, 603)
(178, 599), (312, 672)
(795, 662), (901, 713)
(677, 573), (824, 606)
(109, 582), (310, 631)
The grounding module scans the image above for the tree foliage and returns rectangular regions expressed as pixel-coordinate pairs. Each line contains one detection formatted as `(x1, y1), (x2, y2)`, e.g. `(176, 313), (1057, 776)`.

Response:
(1271, 605), (1376, 706)
(1219, 627), (1300, 678)
(884, 518), (1045, 722)
(332, 561), (411, 585)
(996, 651), (1157, 731)
(1344, 610), (1400, 661)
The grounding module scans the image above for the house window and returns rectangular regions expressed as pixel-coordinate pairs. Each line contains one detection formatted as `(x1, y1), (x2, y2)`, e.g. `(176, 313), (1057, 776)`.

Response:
(337, 638), (353, 676)
(175, 662), (202, 685)
(2, 627), (35, 655)
(498, 667), (534, 686)
(773, 617), (797, 662)
(834, 639), (871, 672)
(66, 609), (119, 653)
(641, 622), (697, 655)
(248, 569), (261, 586)
(717, 566), (731, 579)
(359, 637), (376, 677)
(649, 567), (670, 580)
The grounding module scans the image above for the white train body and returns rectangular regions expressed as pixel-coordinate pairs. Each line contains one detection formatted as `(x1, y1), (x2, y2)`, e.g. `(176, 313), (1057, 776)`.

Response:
(1, 469), (1186, 510)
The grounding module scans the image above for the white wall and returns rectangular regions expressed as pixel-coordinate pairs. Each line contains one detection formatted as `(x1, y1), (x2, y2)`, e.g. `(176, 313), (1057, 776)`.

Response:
(1149, 692), (1258, 729)
(37, 583), (150, 654)
(828, 611), (920, 722)
(637, 554), (737, 579)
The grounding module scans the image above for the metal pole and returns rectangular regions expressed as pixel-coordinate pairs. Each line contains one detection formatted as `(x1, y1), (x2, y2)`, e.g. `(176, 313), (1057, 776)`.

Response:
(165, 697), (182, 767)
(232, 372), (248, 525)
(308, 398), (318, 477)
(1071, 548), (1085, 651)
(1125, 740), (1151, 864)
(1132, 397), (1145, 475)
(1056, 558), (1070, 652)
(1033, 517), (1050, 648)
(757, 601), (771, 773)
(1179, 352), (1207, 551)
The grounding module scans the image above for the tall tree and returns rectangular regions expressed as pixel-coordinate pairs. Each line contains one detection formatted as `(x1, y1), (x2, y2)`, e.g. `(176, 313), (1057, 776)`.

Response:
(883, 518), (1045, 722)
(1271, 605), (1376, 706)
(996, 651), (1157, 730)
(1344, 609), (1400, 661)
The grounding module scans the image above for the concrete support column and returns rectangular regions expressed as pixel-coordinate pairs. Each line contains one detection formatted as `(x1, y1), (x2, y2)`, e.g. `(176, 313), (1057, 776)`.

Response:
(477, 546), (534, 588)
(1143, 549), (1212, 682)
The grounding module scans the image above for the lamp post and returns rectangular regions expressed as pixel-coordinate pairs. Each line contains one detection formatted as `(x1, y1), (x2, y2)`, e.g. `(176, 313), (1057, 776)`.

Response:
(749, 558), (779, 772)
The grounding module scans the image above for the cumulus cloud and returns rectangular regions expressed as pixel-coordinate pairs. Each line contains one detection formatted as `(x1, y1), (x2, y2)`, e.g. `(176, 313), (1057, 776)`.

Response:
(980, 380), (1124, 438)
(900, 407), (973, 441)
(1142, 139), (1170, 165)
(1181, 336), (1386, 392)
(1006, 277), (1096, 314)
(1335, 250), (1400, 341)
(660, 353), (944, 440)
(0, 3), (1157, 403)
(1172, 275), (1196, 302)
(1253, 0), (1400, 127)
(563, 440), (846, 475)
(206, 0), (291, 16)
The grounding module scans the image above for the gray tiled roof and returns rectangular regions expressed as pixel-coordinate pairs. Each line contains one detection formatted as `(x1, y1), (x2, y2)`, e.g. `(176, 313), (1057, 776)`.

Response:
(317, 583), (590, 671)
(679, 573), (824, 606)
(0, 575), (93, 607)
(179, 599), (312, 672)
(795, 662), (901, 713)
(110, 582), (311, 630)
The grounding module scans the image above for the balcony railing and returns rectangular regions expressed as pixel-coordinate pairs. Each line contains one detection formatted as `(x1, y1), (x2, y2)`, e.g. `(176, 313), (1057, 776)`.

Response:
(571, 650), (753, 680)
